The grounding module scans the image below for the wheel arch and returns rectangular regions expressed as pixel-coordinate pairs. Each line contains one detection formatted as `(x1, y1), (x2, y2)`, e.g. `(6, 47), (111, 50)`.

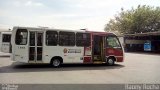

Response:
(106, 55), (117, 62)
(50, 56), (63, 64)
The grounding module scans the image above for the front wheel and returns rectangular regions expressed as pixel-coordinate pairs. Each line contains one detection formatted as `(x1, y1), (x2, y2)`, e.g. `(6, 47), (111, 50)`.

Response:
(51, 58), (61, 67)
(106, 57), (115, 66)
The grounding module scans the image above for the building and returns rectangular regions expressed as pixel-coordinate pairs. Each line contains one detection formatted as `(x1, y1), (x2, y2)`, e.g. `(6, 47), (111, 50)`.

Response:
(124, 31), (160, 53)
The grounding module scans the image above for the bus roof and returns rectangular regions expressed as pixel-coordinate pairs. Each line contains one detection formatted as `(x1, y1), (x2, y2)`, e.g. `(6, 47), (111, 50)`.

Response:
(13, 26), (85, 33)
(13, 26), (116, 36)
(0, 31), (12, 34)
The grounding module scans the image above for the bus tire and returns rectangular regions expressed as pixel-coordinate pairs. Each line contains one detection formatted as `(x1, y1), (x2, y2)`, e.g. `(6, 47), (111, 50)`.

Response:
(50, 58), (62, 67)
(106, 57), (115, 66)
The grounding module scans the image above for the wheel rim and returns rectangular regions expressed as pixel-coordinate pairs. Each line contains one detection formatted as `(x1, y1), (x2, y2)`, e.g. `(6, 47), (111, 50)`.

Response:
(108, 58), (114, 65)
(53, 59), (60, 67)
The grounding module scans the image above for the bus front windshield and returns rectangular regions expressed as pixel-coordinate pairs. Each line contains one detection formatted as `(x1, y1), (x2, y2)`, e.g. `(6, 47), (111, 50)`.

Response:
(106, 36), (122, 49)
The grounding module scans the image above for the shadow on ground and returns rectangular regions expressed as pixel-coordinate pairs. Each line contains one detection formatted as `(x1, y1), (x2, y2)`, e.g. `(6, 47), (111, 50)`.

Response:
(126, 52), (160, 56)
(0, 62), (125, 73)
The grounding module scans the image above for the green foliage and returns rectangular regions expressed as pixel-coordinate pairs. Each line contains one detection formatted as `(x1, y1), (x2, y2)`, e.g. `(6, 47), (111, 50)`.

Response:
(105, 5), (160, 34)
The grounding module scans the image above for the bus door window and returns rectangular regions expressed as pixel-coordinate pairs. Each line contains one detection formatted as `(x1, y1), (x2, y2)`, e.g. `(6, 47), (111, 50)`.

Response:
(94, 36), (101, 55)
(30, 32), (35, 46)
(37, 33), (43, 61)
(29, 32), (36, 61)
(29, 47), (35, 60)
(37, 33), (43, 46)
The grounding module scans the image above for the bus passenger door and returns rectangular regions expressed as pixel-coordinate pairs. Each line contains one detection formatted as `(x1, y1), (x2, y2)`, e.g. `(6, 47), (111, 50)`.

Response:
(93, 35), (105, 62)
(29, 32), (43, 63)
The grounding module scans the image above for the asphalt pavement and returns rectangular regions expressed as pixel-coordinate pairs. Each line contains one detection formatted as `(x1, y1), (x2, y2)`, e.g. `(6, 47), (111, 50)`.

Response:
(0, 52), (160, 84)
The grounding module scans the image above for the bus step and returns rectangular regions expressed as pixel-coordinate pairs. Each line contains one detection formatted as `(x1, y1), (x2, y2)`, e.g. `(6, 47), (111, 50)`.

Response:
(94, 59), (101, 61)
(93, 61), (103, 64)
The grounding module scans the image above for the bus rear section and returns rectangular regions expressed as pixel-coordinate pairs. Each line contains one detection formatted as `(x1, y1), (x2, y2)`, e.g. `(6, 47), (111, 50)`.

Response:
(0, 31), (12, 53)
(11, 26), (124, 67)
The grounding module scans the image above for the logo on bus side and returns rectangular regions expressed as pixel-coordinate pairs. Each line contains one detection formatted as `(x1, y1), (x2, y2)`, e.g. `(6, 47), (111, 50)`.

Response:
(63, 48), (81, 53)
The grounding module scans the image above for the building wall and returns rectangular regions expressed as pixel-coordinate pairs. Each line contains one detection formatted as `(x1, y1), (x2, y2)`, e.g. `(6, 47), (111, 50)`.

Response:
(124, 34), (160, 53)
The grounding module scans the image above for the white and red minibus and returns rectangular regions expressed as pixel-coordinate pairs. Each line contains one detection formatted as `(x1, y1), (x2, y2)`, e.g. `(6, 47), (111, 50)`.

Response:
(11, 26), (124, 67)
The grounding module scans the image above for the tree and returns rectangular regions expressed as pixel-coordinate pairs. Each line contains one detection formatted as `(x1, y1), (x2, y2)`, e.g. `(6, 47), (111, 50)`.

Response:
(104, 5), (160, 34)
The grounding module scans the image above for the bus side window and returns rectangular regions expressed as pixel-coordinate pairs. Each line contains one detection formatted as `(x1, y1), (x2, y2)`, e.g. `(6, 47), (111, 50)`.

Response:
(2, 34), (11, 42)
(59, 31), (75, 46)
(106, 36), (121, 49)
(46, 31), (58, 46)
(76, 33), (90, 47)
(15, 29), (28, 45)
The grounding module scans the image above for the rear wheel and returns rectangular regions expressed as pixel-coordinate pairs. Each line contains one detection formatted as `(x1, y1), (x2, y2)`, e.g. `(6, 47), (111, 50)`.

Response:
(51, 58), (61, 67)
(106, 57), (115, 66)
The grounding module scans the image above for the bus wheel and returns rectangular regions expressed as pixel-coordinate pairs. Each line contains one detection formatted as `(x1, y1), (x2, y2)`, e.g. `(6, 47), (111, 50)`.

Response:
(51, 58), (61, 67)
(107, 57), (115, 66)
